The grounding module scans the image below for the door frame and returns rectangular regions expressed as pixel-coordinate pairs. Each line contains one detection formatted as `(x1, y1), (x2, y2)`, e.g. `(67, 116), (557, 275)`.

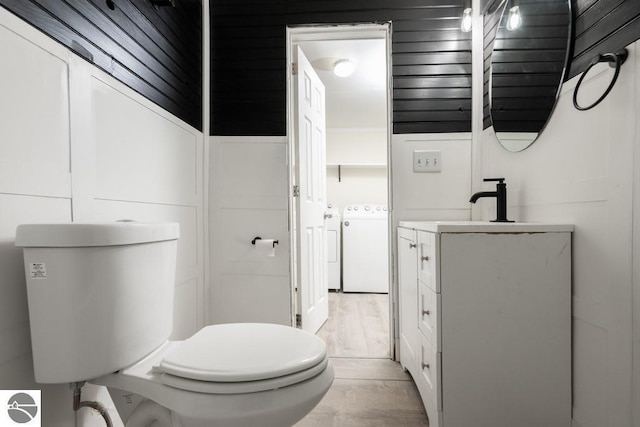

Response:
(285, 23), (396, 358)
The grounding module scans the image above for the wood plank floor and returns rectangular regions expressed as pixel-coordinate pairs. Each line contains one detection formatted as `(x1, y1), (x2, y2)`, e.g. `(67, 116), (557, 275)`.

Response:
(296, 292), (429, 426)
(317, 292), (391, 359)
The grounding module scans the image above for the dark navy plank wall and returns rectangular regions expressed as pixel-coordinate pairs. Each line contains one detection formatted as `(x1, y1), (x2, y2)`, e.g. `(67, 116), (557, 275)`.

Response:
(484, 0), (640, 130)
(211, 0), (472, 136)
(571, 0), (640, 78)
(0, 0), (203, 131)
(3, 1), (636, 136)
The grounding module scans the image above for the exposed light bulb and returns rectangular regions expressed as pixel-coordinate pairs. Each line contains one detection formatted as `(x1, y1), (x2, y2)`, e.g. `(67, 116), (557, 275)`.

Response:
(506, 6), (522, 31)
(333, 59), (355, 78)
(461, 8), (473, 33)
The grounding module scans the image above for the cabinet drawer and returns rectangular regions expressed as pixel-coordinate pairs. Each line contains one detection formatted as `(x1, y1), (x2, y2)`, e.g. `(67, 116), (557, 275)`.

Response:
(417, 231), (438, 292)
(398, 226), (416, 241)
(414, 334), (442, 425)
(419, 283), (441, 351)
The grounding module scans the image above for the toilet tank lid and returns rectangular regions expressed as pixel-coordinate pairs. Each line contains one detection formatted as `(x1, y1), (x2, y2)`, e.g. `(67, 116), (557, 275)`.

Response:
(15, 222), (180, 248)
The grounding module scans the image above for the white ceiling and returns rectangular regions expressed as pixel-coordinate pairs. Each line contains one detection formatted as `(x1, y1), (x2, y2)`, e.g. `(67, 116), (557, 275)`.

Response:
(297, 38), (388, 129)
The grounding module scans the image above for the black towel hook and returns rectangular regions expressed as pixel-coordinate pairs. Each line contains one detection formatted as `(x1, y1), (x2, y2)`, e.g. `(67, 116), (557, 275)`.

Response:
(573, 49), (628, 111)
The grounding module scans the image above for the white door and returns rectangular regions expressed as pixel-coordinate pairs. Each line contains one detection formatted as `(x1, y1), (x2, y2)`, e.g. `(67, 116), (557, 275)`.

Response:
(295, 46), (328, 334)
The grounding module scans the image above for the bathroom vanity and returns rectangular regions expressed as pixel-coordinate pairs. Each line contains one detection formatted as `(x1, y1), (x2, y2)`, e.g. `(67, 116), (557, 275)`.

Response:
(397, 221), (572, 427)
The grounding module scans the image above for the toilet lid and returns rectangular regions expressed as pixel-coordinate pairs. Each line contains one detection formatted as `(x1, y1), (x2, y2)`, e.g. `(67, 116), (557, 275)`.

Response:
(159, 323), (327, 382)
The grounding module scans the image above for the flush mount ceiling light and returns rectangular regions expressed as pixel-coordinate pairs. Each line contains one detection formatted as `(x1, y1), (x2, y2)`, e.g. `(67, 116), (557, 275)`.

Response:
(461, 7), (473, 33)
(506, 5), (522, 31)
(333, 59), (355, 78)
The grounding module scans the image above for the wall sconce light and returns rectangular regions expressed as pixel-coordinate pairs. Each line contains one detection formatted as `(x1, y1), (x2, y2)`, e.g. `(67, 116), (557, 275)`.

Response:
(333, 59), (355, 78)
(506, 5), (522, 31)
(461, 7), (473, 33)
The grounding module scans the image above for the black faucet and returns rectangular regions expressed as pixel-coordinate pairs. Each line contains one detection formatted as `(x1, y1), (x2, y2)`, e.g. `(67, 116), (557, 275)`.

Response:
(469, 178), (513, 222)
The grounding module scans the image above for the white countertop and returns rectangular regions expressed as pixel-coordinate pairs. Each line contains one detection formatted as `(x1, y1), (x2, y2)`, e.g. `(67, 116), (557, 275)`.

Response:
(398, 221), (573, 233)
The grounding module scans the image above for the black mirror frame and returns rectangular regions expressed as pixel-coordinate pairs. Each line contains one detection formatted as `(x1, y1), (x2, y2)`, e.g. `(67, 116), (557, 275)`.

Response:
(488, 0), (573, 152)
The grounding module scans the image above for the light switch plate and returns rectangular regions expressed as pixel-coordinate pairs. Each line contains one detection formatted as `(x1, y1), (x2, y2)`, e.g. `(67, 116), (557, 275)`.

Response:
(413, 150), (442, 173)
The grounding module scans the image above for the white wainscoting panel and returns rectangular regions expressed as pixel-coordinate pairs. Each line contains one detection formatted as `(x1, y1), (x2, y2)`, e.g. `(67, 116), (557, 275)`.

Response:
(215, 273), (291, 325)
(91, 77), (200, 206)
(217, 138), (289, 208)
(217, 208), (289, 276)
(172, 279), (199, 340)
(392, 133), (472, 224)
(209, 136), (291, 326)
(0, 24), (71, 198)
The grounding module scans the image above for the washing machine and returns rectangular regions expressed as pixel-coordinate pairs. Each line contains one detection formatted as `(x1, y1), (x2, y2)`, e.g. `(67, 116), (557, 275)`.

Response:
(326, 204), (341, 290)
(342, 204), (389, 293)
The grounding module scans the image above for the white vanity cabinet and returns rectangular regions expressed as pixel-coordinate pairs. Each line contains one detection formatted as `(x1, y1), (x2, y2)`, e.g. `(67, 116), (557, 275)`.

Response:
(397, 221), (572, 427)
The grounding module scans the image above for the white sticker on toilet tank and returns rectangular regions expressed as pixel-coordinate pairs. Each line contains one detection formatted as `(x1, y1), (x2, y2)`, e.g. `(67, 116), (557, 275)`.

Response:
(29, 263), (47, 279)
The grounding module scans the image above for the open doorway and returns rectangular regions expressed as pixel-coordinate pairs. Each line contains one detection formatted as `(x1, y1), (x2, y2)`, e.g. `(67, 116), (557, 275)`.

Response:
(287, 23), (393, 359)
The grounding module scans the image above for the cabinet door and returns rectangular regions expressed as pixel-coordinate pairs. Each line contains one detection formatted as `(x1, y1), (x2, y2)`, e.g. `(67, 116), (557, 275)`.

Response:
(439, 232), (572, 426)
(397, 227), (418, 375)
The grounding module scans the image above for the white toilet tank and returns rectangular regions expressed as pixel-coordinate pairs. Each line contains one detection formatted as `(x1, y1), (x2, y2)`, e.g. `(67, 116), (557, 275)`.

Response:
(15, 222), (180, 384)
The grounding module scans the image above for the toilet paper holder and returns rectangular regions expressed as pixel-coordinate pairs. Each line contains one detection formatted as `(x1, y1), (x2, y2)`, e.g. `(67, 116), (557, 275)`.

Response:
(251, 236), (279, 248)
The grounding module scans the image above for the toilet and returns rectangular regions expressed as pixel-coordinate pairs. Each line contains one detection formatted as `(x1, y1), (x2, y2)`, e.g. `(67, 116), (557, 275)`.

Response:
(15, 222), (334, 427)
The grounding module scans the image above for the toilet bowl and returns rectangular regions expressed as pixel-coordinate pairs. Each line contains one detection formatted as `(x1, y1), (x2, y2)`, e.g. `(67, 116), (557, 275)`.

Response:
(15, 222), (333, 427)
(94, 323), (334, 427)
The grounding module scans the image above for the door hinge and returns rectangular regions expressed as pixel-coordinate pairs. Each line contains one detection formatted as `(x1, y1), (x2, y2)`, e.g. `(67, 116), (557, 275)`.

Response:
(292, 62), (298, 76)
(296, 314), (302, 328)
(293, 185), (300, 197)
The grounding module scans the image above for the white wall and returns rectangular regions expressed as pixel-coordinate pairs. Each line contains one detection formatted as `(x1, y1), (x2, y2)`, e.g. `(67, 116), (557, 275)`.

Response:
(326, 127), (388, 212)
(478, 41), (640, 427)
(0, 9), (205, 426)
(391, 133), (473, 226)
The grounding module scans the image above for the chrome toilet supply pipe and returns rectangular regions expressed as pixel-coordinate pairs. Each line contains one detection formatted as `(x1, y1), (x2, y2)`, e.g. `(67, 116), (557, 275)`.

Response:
(72, 382), (113, 427)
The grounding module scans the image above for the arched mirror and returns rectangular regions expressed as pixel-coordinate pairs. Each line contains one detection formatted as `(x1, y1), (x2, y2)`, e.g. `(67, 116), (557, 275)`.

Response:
(490, 0), (572, 152)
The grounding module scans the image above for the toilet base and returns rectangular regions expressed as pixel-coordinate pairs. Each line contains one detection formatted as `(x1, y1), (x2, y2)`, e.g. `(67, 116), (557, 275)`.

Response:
(105, 363), (334, 427)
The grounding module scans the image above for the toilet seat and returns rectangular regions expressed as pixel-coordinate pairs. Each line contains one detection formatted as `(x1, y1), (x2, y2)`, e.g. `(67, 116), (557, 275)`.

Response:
(91, 323), (334, 427)
(156, 323), (328, 394)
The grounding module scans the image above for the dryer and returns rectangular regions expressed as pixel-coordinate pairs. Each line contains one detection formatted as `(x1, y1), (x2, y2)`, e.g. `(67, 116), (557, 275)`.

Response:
(326, 204), (341, 290)
(342, 204), (389, 293)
